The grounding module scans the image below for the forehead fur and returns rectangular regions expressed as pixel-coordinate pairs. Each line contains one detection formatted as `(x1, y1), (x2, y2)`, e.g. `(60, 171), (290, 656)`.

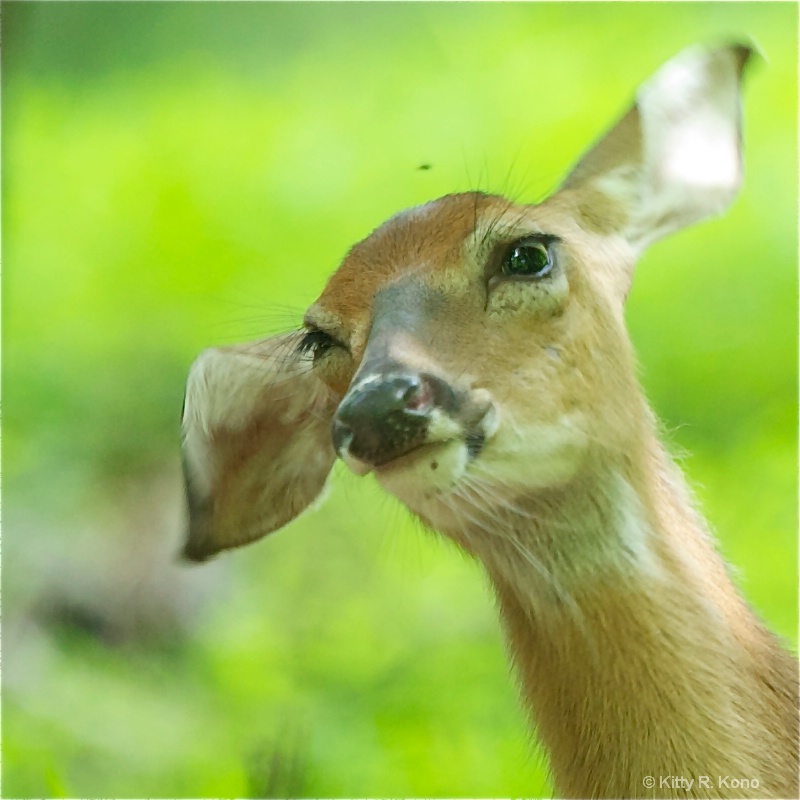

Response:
(318, 192), (513, 318)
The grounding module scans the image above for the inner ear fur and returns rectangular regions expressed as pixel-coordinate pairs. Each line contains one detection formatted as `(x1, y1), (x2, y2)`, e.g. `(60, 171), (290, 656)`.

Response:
(558, 44), (752, 254)
(181, 334), (337, 562)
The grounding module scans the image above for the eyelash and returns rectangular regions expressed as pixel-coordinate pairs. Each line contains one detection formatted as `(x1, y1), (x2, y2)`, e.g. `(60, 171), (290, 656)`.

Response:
(298, 328), (341, 359)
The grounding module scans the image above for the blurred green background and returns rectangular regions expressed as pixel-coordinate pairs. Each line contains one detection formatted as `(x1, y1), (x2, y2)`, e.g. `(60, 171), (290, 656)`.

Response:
(3, 2), (797, 797)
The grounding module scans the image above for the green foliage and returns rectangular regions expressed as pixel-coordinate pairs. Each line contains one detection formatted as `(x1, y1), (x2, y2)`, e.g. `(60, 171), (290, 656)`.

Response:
(4, 3), (797, 797)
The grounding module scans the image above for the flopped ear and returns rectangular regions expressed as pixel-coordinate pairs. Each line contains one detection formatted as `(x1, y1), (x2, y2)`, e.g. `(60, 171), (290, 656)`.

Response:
(560, 44), (752, 252)
(181, 334), (338, 562)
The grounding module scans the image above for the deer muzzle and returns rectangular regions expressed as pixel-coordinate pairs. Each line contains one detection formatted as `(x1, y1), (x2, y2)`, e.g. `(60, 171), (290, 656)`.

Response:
(332, 370), (457, 467)
(332, 367), (496, 475)
(331, 278), (496, 474)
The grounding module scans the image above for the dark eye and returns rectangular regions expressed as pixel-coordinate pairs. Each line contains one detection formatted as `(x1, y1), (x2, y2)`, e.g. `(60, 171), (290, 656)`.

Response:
(500, 239), (552, 278)
(298, 328), (339, 361)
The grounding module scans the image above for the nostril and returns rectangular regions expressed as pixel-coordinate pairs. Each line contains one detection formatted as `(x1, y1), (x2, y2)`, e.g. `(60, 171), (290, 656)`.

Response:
(400, 380), (420, 403)
(396, 374), (432, 413)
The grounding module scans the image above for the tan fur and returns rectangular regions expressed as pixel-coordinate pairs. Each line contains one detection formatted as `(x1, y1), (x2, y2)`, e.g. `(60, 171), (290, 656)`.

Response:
(485, 436), (798, 799)
(182, 45), (798, 796)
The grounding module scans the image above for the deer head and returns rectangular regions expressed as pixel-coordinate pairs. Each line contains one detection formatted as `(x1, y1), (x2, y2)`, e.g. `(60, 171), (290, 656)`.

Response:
(181, 44), (751, 563)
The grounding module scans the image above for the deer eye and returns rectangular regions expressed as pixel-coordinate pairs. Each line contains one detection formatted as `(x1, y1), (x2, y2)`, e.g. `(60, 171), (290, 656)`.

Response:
(298, 328), (341, 361)
(500, 239), (553, 279)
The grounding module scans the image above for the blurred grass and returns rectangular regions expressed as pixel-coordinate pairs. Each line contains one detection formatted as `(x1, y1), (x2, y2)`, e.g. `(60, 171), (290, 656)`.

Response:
(3, 3), (797, 797)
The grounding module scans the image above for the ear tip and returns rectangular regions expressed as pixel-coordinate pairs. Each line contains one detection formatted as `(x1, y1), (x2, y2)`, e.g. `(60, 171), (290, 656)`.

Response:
(668, 41), (760, 81)
(712, 40), (769, 78)
(180, 538), (216, 563)
(179, 507), (222, 563)
(726, 41), (761, 74)
(177, 528), (219, 564)
(730, 44), (752, 70)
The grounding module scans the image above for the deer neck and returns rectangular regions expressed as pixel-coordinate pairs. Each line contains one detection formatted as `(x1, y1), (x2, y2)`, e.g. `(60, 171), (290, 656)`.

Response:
(461, 436), (797, 799)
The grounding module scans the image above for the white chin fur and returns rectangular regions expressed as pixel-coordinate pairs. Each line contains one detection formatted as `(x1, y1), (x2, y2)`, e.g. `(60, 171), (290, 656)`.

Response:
(374, 439), (468, 508)
(472, 413), (589, 491)
(374, 412), (586, 513)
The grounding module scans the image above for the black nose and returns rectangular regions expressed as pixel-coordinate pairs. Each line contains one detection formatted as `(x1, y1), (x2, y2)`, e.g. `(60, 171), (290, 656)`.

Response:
(332, 372), (433, 466)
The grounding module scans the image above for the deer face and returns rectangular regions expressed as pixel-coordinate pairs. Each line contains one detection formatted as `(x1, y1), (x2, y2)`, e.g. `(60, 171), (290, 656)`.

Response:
(303, 191), (639, 520)
(181, 45), (750, 561)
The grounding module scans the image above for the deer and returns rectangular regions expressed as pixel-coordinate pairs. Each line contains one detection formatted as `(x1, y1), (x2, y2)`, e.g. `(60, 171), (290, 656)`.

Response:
(180, 44), (799, 798)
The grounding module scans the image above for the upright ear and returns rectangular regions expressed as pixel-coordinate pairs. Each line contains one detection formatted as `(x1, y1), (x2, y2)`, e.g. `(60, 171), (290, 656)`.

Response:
(559, 44), (752, 252)
(181, 334), (338, 562)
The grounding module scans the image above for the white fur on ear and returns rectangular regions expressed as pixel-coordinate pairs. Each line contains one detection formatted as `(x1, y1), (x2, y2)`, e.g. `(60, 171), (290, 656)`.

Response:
(631, 44), (751, 247)
(181, 334), (337, 562)
(561, 44), (752, 251)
